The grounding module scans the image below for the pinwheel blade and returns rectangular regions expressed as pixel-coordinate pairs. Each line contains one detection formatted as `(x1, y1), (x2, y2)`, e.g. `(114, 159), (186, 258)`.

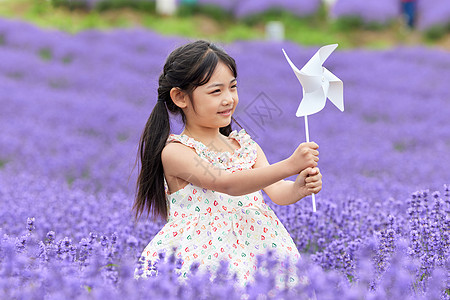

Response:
(328, 81), (344, 112)
(282, 48), (301, 73)
(297, 73), (322, 94)
(300, 44), (338, 75)
(318, 44), (338, 64)
(323, 68), (344, 112)
(295, 89), (327, 117)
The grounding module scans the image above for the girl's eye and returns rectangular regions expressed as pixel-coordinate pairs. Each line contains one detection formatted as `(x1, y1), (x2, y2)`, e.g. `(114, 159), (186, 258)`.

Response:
(212, 89), (220, 93)
(231, 85), (237, 89)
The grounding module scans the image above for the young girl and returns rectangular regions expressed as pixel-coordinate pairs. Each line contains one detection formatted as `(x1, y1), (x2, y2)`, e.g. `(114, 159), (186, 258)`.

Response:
(133, 40), (322, 289)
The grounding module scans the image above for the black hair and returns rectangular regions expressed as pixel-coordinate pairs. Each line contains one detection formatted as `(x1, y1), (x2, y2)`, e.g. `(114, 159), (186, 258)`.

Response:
(133, 40), (241, 222)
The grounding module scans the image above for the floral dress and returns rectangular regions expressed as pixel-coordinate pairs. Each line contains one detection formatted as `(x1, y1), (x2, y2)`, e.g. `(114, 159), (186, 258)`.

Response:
(136, 128), (301, 289)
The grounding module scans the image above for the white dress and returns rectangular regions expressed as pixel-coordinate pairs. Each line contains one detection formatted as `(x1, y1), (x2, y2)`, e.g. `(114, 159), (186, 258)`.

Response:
(137, 129), (301, 289)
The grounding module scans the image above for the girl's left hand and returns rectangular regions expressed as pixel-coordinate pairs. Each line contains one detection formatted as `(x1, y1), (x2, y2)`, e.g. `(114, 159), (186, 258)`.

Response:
(294, 167), (322, 198)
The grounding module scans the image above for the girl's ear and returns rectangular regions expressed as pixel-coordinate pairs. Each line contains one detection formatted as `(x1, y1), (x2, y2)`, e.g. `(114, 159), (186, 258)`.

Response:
(170, 87), (188, 109)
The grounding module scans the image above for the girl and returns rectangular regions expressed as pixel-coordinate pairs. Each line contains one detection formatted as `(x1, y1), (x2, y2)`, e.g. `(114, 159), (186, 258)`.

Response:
(133, 40), (322, 289)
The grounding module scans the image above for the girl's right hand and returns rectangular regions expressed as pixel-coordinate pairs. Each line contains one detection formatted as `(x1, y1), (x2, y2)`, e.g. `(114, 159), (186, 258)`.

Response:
(288, 142), (319, 174)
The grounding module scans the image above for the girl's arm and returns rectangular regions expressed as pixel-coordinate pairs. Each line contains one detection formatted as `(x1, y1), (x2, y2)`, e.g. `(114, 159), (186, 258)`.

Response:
(161, 141), (318, 196)
(252, 142), (322, 205)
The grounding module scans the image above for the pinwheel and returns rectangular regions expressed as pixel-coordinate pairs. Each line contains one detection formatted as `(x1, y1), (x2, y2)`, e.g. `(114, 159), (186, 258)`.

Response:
(282, 44), (344, 212)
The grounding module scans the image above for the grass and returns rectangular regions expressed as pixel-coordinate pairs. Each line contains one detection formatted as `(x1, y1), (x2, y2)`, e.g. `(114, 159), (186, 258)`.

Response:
(0, 0), (448, 49)
(0, 160), (6, 169)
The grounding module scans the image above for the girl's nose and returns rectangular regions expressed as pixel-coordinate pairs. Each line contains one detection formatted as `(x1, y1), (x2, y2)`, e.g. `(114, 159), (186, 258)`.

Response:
(222, 98), (233, 106)
(222, 91), (235, 105)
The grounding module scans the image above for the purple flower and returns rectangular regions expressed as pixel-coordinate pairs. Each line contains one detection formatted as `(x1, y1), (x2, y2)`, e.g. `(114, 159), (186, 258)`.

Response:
(1, 18), (450, 299)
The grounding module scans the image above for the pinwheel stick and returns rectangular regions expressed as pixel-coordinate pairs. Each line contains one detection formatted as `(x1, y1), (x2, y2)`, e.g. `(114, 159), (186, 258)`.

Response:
(304, 115), (317, 212)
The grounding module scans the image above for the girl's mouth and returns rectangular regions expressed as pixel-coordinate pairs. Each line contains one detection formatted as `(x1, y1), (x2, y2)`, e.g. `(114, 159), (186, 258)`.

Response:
(218, 109), (232, 116)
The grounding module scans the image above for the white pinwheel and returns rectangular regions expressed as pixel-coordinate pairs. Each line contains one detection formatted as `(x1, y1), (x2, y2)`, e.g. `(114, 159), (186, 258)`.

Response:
(282, 44), (344, 117)
(281, 44), (344, 212)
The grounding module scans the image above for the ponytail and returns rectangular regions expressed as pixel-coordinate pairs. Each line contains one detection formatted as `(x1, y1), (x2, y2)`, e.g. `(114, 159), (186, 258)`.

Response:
(133, 98), (170, 222)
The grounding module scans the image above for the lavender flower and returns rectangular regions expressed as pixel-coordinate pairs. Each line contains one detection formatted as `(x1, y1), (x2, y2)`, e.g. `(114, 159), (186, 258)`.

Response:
(26, 217), (36, 232)
(0, 17), (449, 299)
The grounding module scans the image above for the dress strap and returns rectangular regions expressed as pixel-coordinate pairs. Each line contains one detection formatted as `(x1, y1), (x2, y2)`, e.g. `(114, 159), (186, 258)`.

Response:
(166, 134), (204, 156)
(166, 128), (257, 170)
(228, 128), (256, 150)
(166, 129), (254, 154)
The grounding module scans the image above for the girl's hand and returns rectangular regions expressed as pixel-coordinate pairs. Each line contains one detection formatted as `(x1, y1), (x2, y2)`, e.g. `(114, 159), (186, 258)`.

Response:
(289, 142), (319, 174)
(294, 167), (322, 198)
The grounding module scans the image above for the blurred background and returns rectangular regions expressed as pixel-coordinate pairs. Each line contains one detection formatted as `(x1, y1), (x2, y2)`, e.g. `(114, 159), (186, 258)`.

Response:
(1, 0), (448, 197)
(1, 0), (449, 48)
(0, 1), (449, 298)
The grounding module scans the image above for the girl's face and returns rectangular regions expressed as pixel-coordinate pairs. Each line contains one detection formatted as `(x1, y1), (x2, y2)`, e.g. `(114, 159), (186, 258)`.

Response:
(186, 61), (238, 129)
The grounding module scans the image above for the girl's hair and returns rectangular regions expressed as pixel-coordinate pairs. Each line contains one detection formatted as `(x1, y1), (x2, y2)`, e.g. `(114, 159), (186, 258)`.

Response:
(133, 40), (242, 222)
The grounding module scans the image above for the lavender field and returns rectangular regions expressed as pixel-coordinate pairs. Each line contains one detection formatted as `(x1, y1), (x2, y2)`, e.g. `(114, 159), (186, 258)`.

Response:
(0, 17), (449, 299)
(196, 0), (321, 18)
(53, 0), (321, 18)
(332, 0), (450, 29)
(50, 0), (450, 30)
